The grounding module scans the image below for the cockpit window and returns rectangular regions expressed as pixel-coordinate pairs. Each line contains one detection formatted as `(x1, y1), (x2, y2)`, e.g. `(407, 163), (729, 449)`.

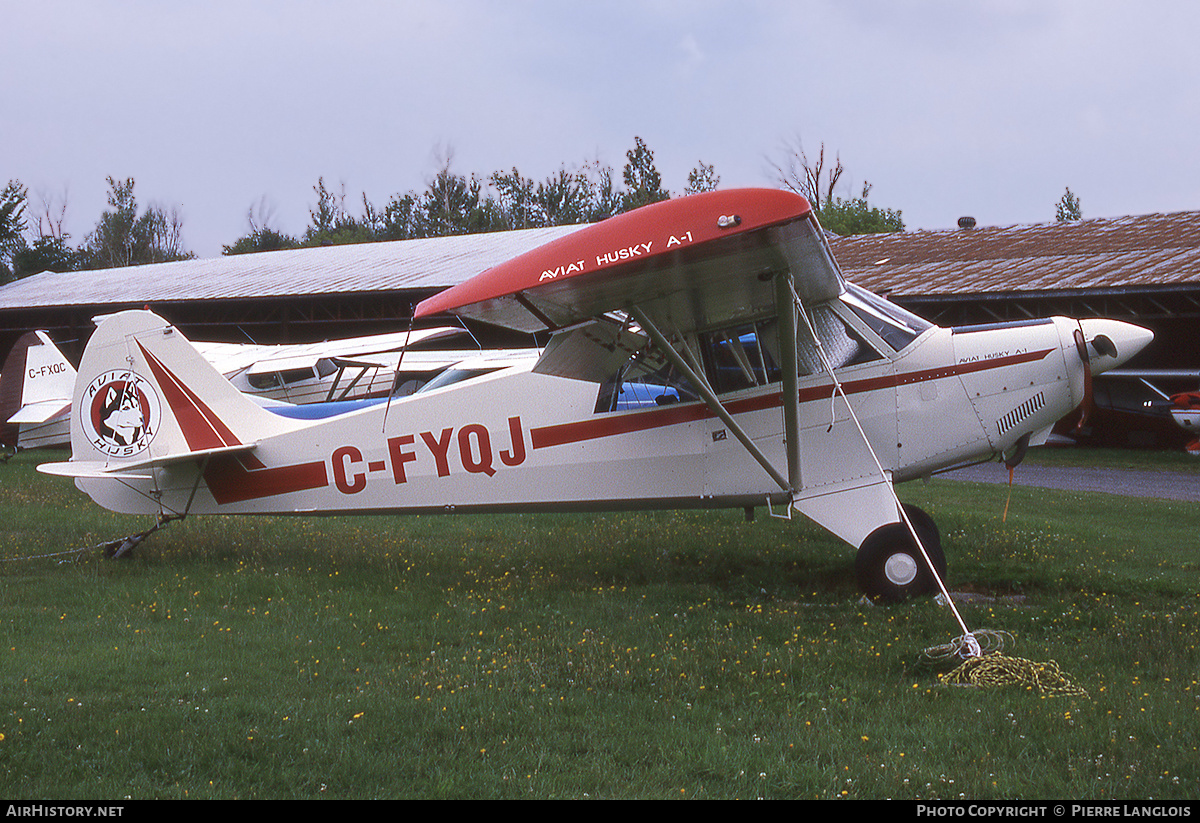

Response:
(700, 323), (782, 394)
(415, 366), (503, 394)
(595, 356), (698, 413)
(840, 283), (932, 352)
(247, 371), (282, 390)
(593, 307), (887, 413)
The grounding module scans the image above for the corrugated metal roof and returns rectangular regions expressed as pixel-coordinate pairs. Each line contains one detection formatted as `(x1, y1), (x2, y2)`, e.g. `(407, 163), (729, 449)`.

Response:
(0, 224), (586, 310)
(832, 210), (1200, 297)
(6, 209), (1198, 312)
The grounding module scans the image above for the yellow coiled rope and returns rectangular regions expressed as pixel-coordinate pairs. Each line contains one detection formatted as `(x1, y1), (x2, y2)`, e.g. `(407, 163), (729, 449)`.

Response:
(921, 631), (1089, 698)
(941, 652), (1090, 698)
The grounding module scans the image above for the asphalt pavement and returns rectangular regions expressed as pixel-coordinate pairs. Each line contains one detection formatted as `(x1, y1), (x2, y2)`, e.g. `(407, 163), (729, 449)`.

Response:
(940, 461), (1200, 502)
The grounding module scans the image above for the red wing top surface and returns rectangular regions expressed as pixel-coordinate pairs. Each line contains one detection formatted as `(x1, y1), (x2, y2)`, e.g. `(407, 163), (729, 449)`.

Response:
(414, 188), (833, 335)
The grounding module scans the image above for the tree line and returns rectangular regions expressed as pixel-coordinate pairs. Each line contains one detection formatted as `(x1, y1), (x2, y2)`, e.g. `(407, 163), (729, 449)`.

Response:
(2, 135), (910, 283)
(1, 176), (193, 282)
(241, 137), (695, 255)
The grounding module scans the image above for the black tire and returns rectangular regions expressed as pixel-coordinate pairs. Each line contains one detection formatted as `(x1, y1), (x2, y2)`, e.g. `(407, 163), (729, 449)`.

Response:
(855, 504), (945, 602)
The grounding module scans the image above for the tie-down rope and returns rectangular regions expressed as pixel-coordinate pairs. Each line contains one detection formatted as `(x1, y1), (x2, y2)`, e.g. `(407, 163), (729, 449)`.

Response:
(788, 284), (982, 658)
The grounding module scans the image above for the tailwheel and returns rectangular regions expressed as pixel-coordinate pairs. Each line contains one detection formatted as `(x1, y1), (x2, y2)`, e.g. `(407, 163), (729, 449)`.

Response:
(855, 504), (946, 602)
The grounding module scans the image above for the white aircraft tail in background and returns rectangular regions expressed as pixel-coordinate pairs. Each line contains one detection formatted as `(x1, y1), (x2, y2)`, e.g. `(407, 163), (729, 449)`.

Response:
(1, 325), (475, 451)
(0, 330), (77, 451)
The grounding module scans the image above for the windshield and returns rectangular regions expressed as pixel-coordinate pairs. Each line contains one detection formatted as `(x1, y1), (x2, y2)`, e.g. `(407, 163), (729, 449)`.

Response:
(840, 283), (932, 351)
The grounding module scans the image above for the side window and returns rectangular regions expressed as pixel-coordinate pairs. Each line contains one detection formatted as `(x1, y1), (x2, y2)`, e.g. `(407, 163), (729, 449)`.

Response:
(840, 283), (932, 352)
(393, 368), (446, 397)
(247, 371), (282, 390)
(592, 310), (884, 413)
(700, 323), (781, 394)
(415, 366), (503, 394)
(279, 367), (317, 385)
(594, 353), (698, 413)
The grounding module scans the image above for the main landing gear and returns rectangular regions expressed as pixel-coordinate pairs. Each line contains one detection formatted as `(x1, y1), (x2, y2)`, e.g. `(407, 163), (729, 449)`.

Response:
(855, 504), (946, 602)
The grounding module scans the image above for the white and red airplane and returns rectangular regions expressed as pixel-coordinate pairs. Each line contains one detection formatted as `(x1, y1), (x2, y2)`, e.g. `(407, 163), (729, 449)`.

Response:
(38, 188), (1152, 601)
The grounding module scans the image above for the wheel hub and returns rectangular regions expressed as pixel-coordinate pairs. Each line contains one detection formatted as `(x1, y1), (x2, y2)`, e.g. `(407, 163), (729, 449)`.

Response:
(884, 552), (918, 586)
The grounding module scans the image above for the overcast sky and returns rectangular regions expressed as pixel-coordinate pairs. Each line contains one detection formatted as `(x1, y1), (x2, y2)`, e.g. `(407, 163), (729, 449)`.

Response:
(7, 0), (1200, 259)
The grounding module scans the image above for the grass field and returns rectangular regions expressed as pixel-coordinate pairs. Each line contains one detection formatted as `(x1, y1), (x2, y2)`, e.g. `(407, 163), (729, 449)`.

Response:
(1, 448), (1197, 799)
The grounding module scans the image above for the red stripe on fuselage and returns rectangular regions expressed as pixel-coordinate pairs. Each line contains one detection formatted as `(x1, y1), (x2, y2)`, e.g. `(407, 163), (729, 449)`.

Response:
(529, 349), (1055, 449)
(135, 341), (329, 503)
(204, 454), (329, 505)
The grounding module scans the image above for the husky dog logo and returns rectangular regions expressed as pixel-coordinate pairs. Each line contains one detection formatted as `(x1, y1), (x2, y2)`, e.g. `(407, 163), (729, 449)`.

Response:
(81, 371), (162, 457)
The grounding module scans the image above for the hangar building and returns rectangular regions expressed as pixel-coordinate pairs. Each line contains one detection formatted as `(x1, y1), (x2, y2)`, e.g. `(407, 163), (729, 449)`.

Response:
(832, 210), (1200, 372)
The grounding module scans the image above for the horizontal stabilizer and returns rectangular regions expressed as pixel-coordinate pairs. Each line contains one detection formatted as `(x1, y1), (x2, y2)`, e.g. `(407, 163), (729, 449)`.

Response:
(37, 461), (155, 480)
(7, 398), (70, 425)
(38, 442), (258, 479)
(0, 330), (76, 449)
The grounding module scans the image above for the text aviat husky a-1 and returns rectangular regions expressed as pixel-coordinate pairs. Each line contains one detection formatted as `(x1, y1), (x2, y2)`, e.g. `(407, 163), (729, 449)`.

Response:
(40, 188), (1152, 606)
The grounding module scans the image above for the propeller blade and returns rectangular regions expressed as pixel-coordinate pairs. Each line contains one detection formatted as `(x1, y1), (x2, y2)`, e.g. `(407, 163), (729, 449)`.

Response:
(1073, 327), (1093, 434)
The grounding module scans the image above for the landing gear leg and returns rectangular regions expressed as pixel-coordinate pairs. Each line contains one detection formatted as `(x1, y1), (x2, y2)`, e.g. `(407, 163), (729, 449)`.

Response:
(855, 504), (946, 602)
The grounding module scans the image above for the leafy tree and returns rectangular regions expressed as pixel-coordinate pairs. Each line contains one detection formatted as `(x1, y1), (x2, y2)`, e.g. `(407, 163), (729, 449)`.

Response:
(490, 167), (542, 230)
(537, 166), (590, 224)
(223, 196), (301, 255)
(3, 183), (81, 278)
(488, 159), (641, 229)
(1056, 187), (1082, 222)
(573, 159), (623, 223)
(769, 136), (844, 211)
(684, 161), (720, 195)
(223, 226), (300, 255)
(78, 176), (194, 269)
(303, 177), (375, 246)
(620, 136), (671, 211)
(817, 183), (904, 235)
(11, 235), (78, 276)
(417, 161), (499, 237)
(768, 136), (902, 235)
(1, 180), (28, 281)
(371, 191), (423, 241)
(542, 163), (610, 225)
(245, 139), (714, 252)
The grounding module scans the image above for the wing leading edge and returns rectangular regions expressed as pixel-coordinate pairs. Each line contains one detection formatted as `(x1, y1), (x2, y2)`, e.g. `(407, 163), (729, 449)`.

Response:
(413, 188), (841, 337)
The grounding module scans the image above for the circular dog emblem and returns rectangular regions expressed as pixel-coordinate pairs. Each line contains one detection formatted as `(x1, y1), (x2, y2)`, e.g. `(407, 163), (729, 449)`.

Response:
(80, 370), (162, 457)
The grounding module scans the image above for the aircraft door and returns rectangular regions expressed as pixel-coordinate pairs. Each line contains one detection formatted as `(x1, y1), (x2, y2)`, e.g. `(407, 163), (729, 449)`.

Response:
(697, 323), (787, 499)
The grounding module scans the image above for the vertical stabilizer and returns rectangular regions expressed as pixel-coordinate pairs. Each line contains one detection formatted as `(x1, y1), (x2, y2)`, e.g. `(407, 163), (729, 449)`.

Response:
(68, 311), (292, 468)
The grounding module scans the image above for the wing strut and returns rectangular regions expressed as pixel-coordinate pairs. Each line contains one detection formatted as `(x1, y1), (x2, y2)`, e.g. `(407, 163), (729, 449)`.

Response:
(627, 306), (792, 495)
(774, 272), (803, 492)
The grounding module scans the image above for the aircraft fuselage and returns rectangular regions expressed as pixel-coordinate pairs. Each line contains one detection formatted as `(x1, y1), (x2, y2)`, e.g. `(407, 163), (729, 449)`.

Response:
(74, 310), (1145, 554)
